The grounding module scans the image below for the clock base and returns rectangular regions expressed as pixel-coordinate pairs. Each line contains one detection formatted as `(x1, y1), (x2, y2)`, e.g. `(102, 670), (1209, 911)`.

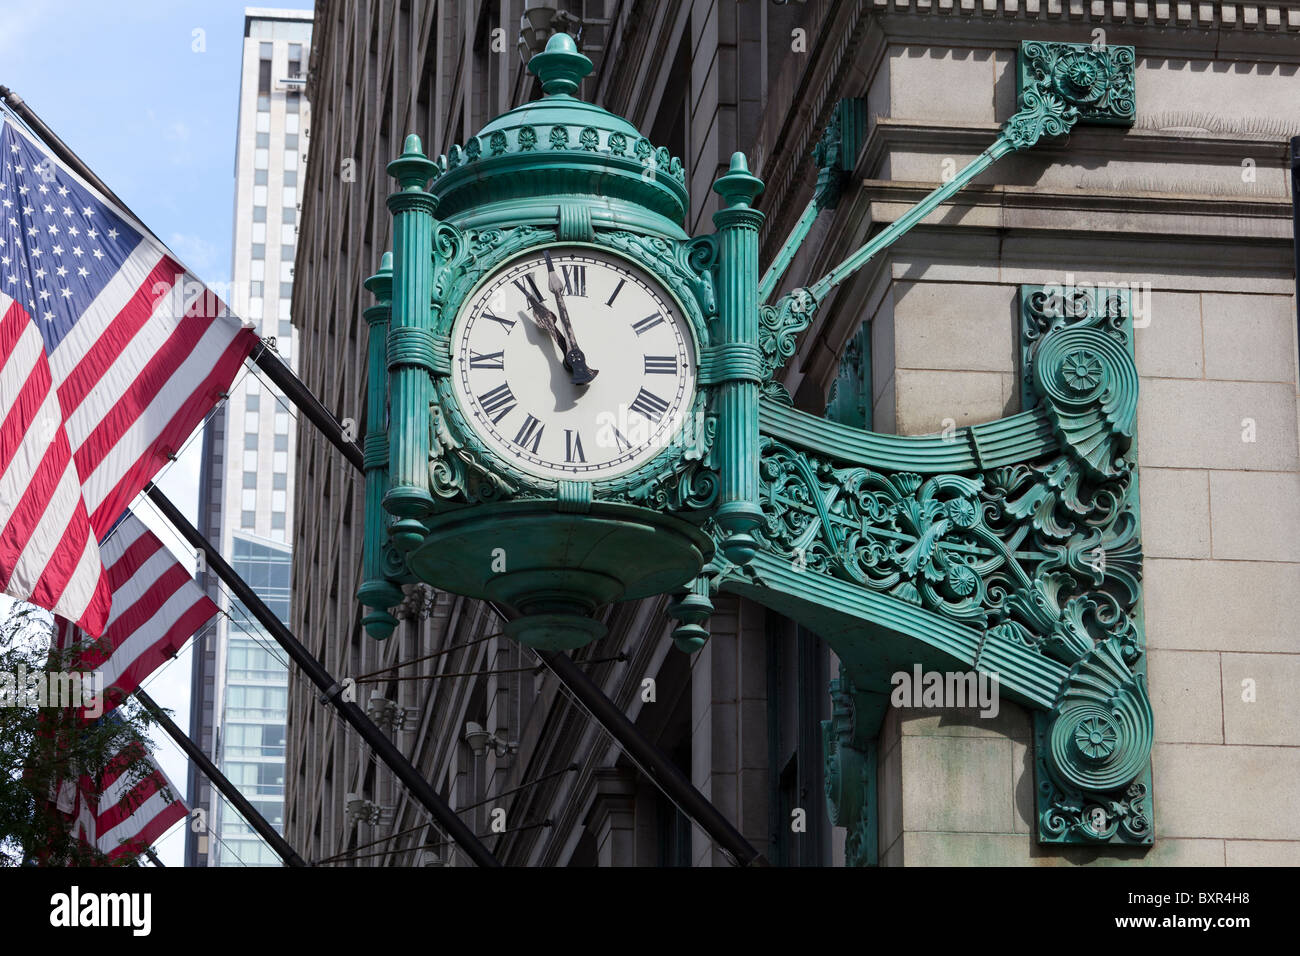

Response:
(504, 613), (607, 651)
(405, 499), (715, 651)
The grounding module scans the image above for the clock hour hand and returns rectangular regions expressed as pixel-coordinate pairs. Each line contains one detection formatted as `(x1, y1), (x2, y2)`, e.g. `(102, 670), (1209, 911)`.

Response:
(543, 251), (598, 387)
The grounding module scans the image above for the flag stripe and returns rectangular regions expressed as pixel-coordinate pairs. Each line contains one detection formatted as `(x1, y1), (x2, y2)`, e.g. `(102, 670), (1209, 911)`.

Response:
(56, 252), (180, 419)
(87, 326), (255, 529)
(62, 511), (216, 718)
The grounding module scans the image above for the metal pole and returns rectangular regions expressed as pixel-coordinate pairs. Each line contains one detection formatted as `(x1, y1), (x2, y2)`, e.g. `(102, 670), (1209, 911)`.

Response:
(536, 648), (768, 867)
(143, 483), (501, 868)
(134, 688), (307, 868)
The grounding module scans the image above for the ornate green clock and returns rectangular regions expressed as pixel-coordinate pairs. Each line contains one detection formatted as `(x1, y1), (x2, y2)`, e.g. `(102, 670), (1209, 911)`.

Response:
(448, 245), (698, 482)
(358, 32), (1151, 858)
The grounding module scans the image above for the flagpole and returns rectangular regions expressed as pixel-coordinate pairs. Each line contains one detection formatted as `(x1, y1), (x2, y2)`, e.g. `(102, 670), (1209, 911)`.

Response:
(133, 688), (307, 867)
(143, 483), (501, 868)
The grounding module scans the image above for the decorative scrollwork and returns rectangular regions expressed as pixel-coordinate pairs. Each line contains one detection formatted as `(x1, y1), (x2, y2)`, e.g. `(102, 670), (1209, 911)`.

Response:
(1005, 41), (1136, 150)
(757, 286), (817, 392)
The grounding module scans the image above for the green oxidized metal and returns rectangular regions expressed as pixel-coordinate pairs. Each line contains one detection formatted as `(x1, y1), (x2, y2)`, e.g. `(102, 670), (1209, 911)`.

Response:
(358, 33), (1148, 856)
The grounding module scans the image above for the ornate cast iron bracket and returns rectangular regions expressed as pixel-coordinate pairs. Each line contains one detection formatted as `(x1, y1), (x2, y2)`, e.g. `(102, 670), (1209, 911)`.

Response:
(717, 284), (1150, 856)
(758, 41), (1136, 403)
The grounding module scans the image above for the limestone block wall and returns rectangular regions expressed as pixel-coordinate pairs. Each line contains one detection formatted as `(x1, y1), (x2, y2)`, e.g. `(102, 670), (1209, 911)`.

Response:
(811, 21), (1300, 866)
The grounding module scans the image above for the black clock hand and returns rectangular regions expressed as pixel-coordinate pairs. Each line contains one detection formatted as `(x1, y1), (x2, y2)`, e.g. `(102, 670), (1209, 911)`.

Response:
(543, 251), (598, 387)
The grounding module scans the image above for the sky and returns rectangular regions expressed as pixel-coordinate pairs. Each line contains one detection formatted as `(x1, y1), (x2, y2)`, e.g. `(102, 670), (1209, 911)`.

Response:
(1, 0), (314, 866)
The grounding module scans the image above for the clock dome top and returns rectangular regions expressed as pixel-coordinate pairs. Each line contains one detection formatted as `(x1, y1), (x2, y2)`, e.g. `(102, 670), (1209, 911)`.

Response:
(425, 32), (689, 236)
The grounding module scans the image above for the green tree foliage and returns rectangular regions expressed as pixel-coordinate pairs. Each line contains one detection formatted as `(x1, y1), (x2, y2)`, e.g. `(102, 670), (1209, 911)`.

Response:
(0, 603), (167, 866)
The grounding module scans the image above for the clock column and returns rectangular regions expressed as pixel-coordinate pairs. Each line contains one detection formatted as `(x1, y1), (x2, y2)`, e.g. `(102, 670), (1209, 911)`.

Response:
(711, 152), (765, 564)
(384, 134), (439, 549)
(357, 252), (405, 639)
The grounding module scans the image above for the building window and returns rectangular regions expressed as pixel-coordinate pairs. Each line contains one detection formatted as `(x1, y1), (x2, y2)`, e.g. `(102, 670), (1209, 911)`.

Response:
(254, 149), (269, 170)
(241, 510), (255, 529)
(286, 92), (300, 113)
(278, 319), (292, 339)
(251, 243), (265, 260)
(281, 243), (295, 261)
(273, 451), (287, 472)
(278, 299), (291, 320)
(281, 207), (296, 224)
(274, 434), (288, 451)
(252, 223), (267, 244)
(256, 112), (270, 134)
(280, 282), (294, 299)
(258, 59), (272, 95)
(250, 260), (265, 281)
(253, 206), (267, 223)
(282, 186), (296, 207)
(248, 298), (263, 320)
(283, 150), (298, 171)
(271, 512), (286, 531)
(246, 392), (260, 411)
(241, 489), (257, 512)
(255, 169), (268, 186)
(274, 411), (290, 434)
(253, 185), (268, 206)
(256, 132), (270, 148)
(280, 225), (296, 244)
(243, 471), (257, 490)
(243, 451), (257, 471)
(249, 281), (263, 298)
(272, 490), (287, 511)
(273, 472), (287, 490)
(244, 410), (258, 432)
(285, 134), (298, 150)
(283, 170), (297, 186)
(259, 41), (273, 60)
(285, 114), (299, 135)
(244, 433), (258, 451)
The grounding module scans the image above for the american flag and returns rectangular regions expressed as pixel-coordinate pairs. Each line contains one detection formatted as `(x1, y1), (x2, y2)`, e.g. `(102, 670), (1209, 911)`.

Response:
(57, 736), (187, 861)
(55, 509), (218, 718)
(0, 113), (256, 635)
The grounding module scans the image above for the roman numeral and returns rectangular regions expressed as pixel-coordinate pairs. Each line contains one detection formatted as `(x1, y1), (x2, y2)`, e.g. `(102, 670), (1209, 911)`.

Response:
(512, 415), (544, 453)
(643, 355), (676, 375)
(605, 278), (626, 307)
(629, 387), (670, 422)
(481, 309), (515, 332)
(513, 273), (544, 305)
(561, 265), (586, 297)
(611, 427), (632, 453)
(565, 429), (586, 463)
(477, 382), (517, 424)
(469, 350), (505, 369)
(631, 313), (664, 336)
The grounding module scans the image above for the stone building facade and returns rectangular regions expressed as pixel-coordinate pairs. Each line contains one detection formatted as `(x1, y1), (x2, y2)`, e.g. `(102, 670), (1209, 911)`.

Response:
(286, 0), (1300, 865)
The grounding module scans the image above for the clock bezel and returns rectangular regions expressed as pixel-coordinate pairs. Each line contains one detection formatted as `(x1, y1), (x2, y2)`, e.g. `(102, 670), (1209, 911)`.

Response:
(433, 234), (715, 500)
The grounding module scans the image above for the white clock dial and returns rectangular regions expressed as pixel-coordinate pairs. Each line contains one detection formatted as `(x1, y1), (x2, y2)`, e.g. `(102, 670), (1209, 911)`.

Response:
(450, 246), (698, 481)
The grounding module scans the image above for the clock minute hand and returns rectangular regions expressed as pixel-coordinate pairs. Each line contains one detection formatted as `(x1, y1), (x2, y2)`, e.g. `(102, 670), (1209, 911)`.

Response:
(543, 252), (598, 387)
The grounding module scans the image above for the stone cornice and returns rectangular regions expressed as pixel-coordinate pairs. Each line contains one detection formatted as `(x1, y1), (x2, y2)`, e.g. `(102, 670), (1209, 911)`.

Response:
(863, 117), (1299, 173)
(867, 0), (1300, 33)
(857, 178), (1294, 238)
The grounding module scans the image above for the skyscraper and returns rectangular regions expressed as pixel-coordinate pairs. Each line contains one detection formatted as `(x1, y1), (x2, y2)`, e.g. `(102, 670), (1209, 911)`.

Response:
(187, 7), (312, 868)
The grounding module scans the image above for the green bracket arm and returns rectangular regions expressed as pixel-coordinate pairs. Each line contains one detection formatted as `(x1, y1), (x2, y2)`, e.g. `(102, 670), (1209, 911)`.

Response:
(755, 41), (1136, 383)
(718, 285), (1151, 853)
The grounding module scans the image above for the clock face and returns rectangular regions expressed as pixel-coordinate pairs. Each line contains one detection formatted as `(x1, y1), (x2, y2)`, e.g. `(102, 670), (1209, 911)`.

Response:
(449, 246), (698, 482)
